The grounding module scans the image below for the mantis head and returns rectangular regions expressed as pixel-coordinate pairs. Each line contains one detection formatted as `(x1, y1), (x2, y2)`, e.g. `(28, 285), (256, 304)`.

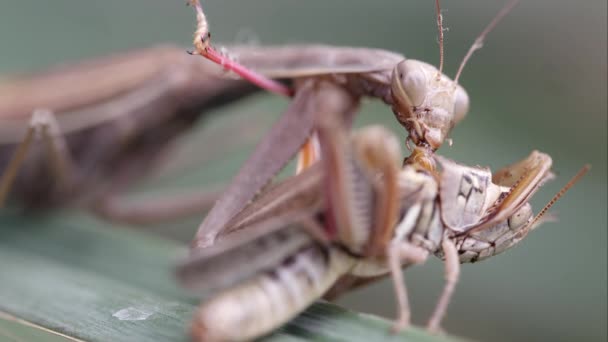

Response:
(390, 60), (469, 151)
(391, 0), (520, 153)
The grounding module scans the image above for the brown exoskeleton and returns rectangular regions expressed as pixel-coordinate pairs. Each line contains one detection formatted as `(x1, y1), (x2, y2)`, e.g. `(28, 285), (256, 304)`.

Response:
(187, 0), (522, 249)
(0, 47), (264, 220)
(0, 0), (501, 225)
(0, 1), (515, 233)
(176, 95), (589, 341)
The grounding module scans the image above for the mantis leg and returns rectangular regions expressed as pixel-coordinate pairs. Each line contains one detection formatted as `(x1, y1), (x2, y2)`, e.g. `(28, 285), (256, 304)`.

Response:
(193, 79), (359, 250)
(427, 238), (460, 333)
(91, 187), (223, 225)
(0, 110), (75, 207)
(315, 103), (402, 252)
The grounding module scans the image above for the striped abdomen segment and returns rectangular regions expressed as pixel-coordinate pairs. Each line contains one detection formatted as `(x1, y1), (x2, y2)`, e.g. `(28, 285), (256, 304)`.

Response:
(191, 244), (355, 342)
(391, 169), (444, 253)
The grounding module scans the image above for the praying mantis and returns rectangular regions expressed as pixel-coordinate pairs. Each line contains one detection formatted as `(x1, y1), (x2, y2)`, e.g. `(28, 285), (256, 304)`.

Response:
(186, 0), (521, 250)
(0, 1), (588, 340)
(1, 0), (508, 230)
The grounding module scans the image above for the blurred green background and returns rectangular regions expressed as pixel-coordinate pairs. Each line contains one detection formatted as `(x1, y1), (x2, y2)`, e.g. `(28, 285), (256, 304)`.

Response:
(0, 1), (605, 341)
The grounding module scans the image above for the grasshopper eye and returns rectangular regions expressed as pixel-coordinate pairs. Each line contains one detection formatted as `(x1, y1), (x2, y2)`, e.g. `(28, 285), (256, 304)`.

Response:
(391, 60), (428, 108)
(453, 85), (470, 124)
(507, 203), (533, 232)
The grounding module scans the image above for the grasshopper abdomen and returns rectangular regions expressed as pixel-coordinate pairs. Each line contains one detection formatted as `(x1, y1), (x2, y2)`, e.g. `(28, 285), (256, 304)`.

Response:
(190, 238), (354, 342)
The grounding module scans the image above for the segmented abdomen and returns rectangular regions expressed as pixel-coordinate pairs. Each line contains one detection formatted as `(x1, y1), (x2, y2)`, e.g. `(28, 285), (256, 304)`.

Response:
(191, 244), (355, 342)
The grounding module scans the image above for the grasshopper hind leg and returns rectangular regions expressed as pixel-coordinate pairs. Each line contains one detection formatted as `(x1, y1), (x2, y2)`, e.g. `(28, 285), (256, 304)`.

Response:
(0, 109), (76, 207)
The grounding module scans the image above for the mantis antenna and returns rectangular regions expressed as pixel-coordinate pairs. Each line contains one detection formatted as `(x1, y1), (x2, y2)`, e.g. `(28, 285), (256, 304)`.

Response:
(454, 0), (520, 84)
(435, 0), (445, 79)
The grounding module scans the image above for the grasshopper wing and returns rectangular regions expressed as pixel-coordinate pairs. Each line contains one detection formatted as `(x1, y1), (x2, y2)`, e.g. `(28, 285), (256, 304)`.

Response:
(466, 151), (553, 234)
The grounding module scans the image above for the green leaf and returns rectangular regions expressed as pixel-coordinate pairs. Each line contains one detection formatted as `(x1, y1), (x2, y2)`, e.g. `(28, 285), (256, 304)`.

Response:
(0, 312), (79, 342)
(0, 213), (468, 342)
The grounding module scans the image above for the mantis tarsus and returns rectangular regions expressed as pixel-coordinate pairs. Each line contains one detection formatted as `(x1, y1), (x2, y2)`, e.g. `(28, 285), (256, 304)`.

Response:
(176, 94), (589, 340)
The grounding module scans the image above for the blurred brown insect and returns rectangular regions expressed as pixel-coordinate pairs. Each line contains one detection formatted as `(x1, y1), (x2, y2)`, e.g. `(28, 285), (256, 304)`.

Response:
(0, 47), (263, 221)
(177, 97), (589, 341)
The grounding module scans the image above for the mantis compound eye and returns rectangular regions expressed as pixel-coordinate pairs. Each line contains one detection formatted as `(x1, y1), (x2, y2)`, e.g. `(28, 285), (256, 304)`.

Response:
(453, 85), (470, 125)
(391, 60), (428, 109)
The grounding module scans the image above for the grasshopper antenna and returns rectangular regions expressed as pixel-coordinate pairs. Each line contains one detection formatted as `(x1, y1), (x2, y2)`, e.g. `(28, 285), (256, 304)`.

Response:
(453, 0), (520, 84)
(187, 0), (293, 97)
(527, 164), (590, 231)
(435, 0), (445, 79)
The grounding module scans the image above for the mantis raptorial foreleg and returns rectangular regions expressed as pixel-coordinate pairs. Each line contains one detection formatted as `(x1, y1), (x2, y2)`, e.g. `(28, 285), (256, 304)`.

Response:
(192, 79), (359, 250)
(0, 110), (76, 207)
(183, 1), (528, 255)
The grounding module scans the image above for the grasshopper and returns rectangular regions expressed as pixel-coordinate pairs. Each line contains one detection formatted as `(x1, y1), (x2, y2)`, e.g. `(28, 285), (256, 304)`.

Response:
(0, 46), (266, 221)
(186, 0), (522, 249)
(177, 98), (589, 341)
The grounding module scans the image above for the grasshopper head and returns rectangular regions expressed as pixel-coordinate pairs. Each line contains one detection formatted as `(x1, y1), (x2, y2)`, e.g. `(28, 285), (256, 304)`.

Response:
(390, 59), (469, 150)
(451, 203), (535, 263)
(447, 163), (590, 263)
